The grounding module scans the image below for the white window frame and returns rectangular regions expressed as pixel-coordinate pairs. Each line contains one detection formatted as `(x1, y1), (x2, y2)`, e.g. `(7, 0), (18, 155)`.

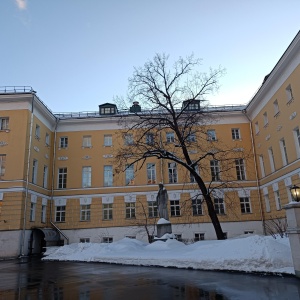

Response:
(279, 138), (288, 166)
(0, 154), (6, 177)
(214, 197), (225, 214)
(273, 99), (279, 116)
(58, 167), (67, 189)
(240, 197), (251, 214)
(207, 129), (217, 141)
(192, 198), (203, 215)
(82, 136), (92, 148)
(146, 133), (154, 145)
(194, 233), (205, 241)
(30, 202), (36, 221)
(103, 203), (113, 220)
(263, 112), (268, 127)
(82, 166), (92, 188)
(0, 117), (9, 130)
(80, 204), (91, 221)
(274, 190), (281, 210)
(170, 200), (181, 216)
(264, 194), (271, 212)
(148, 201), (158, 218)
(259, 155), (265, 177)
(59, 136), (68, 149)
(187, 132), (196, 142)
(124, 134), (134, 145)
(125, 164), (134, 185)
(255, 122), (259, 135)
(268, 147), (275, 173)
(235, 159), (246, 180)
(32, 159), (38, 184)
(166, 132), (175, 143)
(231, 128), (241, 140)
(168, 162), (178, 183)
(55, 205), (66, 222)
(41, 205), (47, 223)
(45, 132), (50, 146)
(104, 135), (112, 146)
(125, 202), (136, 219)
(293, 127), (300, 158)
(102, 237), (113, 243)
(147, 163), (156, 184)
(104, 165), (113, 187)
(43, 165), (48, 188)
(285, 84), (293, 103)
(80, 238), (90, 243)
(35, 124), (40, 139)
(210, 160), (220, 181)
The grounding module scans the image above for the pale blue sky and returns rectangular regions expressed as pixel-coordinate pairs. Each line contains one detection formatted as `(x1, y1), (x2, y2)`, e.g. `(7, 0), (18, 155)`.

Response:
(1, 0), (299, 112)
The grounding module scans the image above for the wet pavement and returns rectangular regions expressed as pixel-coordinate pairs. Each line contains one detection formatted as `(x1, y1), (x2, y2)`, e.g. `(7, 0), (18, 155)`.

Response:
(0, 256), (299, 299)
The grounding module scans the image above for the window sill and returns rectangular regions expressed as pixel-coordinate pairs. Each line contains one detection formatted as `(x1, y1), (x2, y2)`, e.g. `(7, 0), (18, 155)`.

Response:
(80, 220), (91, 222)
(82, 146), (92, 149)
(0, 129), (10, 132)
(58, 147), (68, 150)
(102, 219), (113, 221)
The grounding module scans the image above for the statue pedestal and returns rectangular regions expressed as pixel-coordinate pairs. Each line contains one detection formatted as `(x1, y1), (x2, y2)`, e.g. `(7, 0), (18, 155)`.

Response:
(155, 218), (173, 241)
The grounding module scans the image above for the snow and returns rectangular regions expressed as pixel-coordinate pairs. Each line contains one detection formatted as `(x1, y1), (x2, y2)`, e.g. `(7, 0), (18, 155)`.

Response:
(43, 234), (295, 275)
(157, 218), (170, 224)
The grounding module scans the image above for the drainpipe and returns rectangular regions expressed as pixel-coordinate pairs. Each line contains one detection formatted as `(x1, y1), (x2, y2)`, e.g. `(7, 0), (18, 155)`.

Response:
(20, 93), (35, 256)
(50, 118), (59, 223)
(242, 109), (266, 235)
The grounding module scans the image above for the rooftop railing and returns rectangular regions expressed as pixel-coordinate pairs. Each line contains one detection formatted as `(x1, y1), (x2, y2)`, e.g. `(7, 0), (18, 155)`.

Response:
(0, 86), (35, 93)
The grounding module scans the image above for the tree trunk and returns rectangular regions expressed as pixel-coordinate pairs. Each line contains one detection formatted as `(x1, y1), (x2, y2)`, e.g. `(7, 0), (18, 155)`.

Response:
(204, 194), (225, 240)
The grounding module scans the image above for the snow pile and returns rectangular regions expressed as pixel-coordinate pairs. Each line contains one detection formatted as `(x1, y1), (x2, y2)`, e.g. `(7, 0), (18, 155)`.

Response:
(43, 235), (294, 275)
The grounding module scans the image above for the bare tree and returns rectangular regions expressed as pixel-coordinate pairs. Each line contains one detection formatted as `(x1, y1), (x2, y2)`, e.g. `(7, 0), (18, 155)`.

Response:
(115, 53), (248, 240)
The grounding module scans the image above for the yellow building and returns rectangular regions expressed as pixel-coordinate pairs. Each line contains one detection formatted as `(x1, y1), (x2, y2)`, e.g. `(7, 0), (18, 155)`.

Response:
(0, 31), (299, 258)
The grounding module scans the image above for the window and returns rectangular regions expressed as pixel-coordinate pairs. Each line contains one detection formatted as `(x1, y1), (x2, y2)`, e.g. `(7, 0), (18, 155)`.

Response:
(43, 165), (48, 188)
(124, 134), (134, 145)
(103, 203), (113, 220)
(235, 159), (246, 180)
(104, 165), (113, 187)
(82, 167), (92, 188)
(293, 127), (300, 158)
(194, 233), (205, 241)
(59, 137), (68, 149)
(102, 237), (113, 243)
(44, 133), (50, 146)
(187, 132), (196, 142)
(80, 238), (90, 243)
(255, 122), (259, 135)
(231, 128), (240, 140)
(80, 204), (91, 221)
(166, 132), (175, 143)
(32, 159), (38, 184)
(168, 163), (178, 183)
(192, 198), (203, 215)
(264, 194), (271, 212)
(0, 117), (9, 130)
(125, 164), (134, 185)
(82, 136), (92, 148)
(273, 100), (279, 116)
(279, 138), (288, 166)
(214, 197), (225, 214)
(244, 231), (254, 234)
(41, 205), (47, 223)
(125, 235), (136, 239)
(190, 164), (199, 183)
(174, 234), (182, 241)
(30, 202), (36, 221)
(35, 124), (40, 139)
(55, 206), (66, 222)
(240, 197), (251, 213)
(104, 135), (112, 146)
(274, 191), (281, 210)
(210, 160), (220, 181)
(0, 154), (6, 176)
(170, 200), (181, 216)
(263, 112), (268, 127)
(207, 130), (217, 141)
(268, 147), (275, 172)
(147, 163), (156, 184)
(223, 232), (228, 239)
(146, 133), (154, 145)
(148, 201), (158, 218)
(58, 168), (67, 189)
(285, 84), (293, 103)
(125, 202), (136, 218)
(259, 155), (266, 177)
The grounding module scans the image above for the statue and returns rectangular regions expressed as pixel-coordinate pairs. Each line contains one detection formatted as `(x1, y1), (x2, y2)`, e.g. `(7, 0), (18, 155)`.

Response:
(156, 183), (169, 220)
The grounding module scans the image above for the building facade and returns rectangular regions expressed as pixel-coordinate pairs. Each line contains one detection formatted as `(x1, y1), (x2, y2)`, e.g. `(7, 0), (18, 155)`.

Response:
(0, 31), (299, 258)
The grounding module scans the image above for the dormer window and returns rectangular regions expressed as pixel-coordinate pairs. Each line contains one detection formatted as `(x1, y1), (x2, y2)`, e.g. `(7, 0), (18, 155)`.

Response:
(99, 103), (117, 115)
(182, 100), (200, 111)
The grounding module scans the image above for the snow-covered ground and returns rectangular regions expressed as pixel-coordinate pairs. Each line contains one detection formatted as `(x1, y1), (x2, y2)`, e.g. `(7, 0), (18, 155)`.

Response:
(43, 234), (294, 275)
